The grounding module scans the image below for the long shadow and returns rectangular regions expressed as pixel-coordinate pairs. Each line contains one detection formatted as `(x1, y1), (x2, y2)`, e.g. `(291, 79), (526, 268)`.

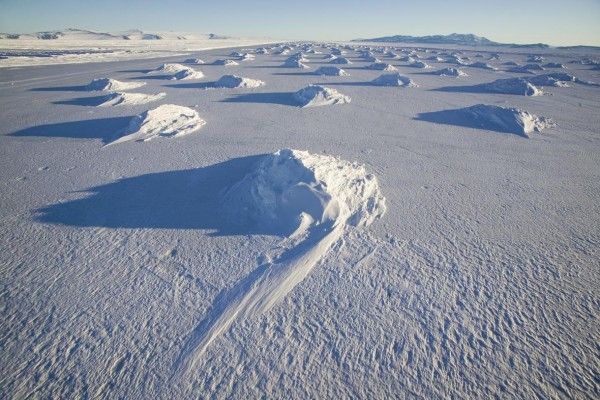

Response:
(116, 69), (153, 73)
(272, 72), (314, 76)
(10, 116), (132, 143)
(53, 95), (112, 107)
(35, 155), (289, 236)
(132, 74), (171, 80)
(414, 109), (527, 137)
(313, 81), (374, 87)
(220, 92), (298, 106)
(163, 82), (215, 89)
(30, 85), (89, 92)
(431, 85), (494, 94)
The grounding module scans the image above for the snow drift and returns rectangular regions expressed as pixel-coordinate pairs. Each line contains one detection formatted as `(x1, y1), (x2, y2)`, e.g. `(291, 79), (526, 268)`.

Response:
(367, 62), (397, 71)
(293, 85), (351, 107)
(371, 73), (418, 87)
(477, 78), (543, 96)
(109, 104), (206, 145)
(432, 67), (467, 77)
(97, 92), (166, 106)
(313, 66), (348, 76)
(213, 59), (239, 66)
(214, 75), (265, 88)
(173, 149), (386, 376)
(86, 78), (145, 91)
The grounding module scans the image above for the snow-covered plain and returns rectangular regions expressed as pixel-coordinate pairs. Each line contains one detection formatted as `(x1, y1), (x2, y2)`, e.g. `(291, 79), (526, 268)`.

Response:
(1, 40), (599, 399)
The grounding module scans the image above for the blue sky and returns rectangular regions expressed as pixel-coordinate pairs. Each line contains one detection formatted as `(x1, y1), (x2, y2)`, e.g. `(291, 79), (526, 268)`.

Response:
(1, 0), (599, 46)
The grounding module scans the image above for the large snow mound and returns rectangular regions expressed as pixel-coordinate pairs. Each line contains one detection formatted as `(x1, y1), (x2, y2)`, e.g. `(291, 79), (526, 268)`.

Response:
(367, 62), (397, 71)
(329, 57), (352, 65)
(171, 67), (205, 80)
(460, 104), (553, 136)
(214, 75), (265, 88)
(86, 78), (145, 91)
(371, 73), (418, 87)
(314, 66), (348, 76)
(478, 78), (543, 96)
(98, 92), (166, 106)
(293, 85), (351, 107)
(213, 59), (239, 66)
(151, 63), (188, 73)
(223, 149), (387, 234)
(110, 104), (206, 145)
(432, 67), (468, 77)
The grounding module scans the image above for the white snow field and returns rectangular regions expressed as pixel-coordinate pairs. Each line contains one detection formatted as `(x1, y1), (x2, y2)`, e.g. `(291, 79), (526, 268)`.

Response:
(1, 41), (599, 399)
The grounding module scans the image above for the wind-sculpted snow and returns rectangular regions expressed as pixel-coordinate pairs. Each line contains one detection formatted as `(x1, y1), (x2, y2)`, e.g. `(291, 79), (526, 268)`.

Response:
(314, 66), (349, 76)
(97, 92), (166, 106)
(172, 149), (386, 379)
(86, 78), (146, 91)
(293, 85), (351, 107)
(214, 75), (265, 88)
(109, 104), (206, 144)
(371, 73), (418, 87)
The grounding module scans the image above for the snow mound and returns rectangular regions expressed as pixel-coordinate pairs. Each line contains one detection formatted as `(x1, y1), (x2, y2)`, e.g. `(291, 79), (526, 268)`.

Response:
(542, 62), (566, 69)
(214, 75), (265, 88)
(239, 53), (255, 61)
(151, 63), (188, 73)
(467, 62), (498, 70)
(293, 85), (351, 107)
(409, 60), (431, 68)
(223, 149), (386, 233)
(183, 58), (205, 65)
(363, 55), (381, 62)
(459, 104), (553, 136)
(86, 78), (145, 92)
(371, 73), (418, 87)
(329, 57), (352, 65)
(367, 62), (397, 71)
(282, 58), (310, 68)
(255, 48), (269, 54)
(110, 104), (206, 145)
(432, 67), (468, 77)
(213, 59), (239, 66)
(314, 66), (348, 76)
(478, 78), (543, 96)
(98, 92), (166, 106)
(171, 67), (204, 80)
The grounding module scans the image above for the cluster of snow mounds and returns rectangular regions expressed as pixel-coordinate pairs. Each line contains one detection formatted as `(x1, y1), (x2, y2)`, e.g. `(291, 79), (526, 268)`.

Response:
(109, 104), (206, 145)
(314, 66), (348, 76)
(432, 67), (468, 77)
(371, 73), (418, 87)
(367, 62), (397, 71)
(213, 59), (239, 66)
(478, 78), (543, 96)
(98, 92), (166, 107)
(525, 72), (598, 87)
(86, 78), (145, 91)
(224, 149), (387, 233)
(214, 75), (265, 88)
(293, 85), (351, 107)
(460, 104), (553, 136)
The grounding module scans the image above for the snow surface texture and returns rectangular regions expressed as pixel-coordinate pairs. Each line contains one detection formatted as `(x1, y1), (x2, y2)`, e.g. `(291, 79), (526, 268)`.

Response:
(86, 78), (145, 91)
(1, 42), (600, 400)
(293, 85), (351, 107)
(172, 148), (386, 379)
(214, 75), (265, 88)
(98, 92), (166, 107)
(109, 104), (206, 144)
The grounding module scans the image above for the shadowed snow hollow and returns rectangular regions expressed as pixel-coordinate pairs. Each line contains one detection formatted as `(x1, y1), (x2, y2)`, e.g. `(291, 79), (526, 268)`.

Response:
(86, 78), (145, 91)
(109, 104), (206, 145)
(293, 85), (351, 107)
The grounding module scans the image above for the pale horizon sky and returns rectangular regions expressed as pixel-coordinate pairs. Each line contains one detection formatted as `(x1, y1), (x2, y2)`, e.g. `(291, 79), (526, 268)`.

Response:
(1, 0), (599, 46)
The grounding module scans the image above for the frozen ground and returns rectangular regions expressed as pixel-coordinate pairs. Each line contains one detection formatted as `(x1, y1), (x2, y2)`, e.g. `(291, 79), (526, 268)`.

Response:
(1, 42), (599, 399)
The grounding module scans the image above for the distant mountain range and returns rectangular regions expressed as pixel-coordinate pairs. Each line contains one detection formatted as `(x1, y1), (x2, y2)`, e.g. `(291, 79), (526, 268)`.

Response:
(352, 33), (550, 48)
(0, 28), (228, 41)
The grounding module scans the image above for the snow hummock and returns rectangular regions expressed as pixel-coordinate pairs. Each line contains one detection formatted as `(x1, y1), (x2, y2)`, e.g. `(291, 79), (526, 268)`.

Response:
(329, 57), (352, 65)
(314, 66), (349, 76)
(109, 104), (206, 144)
(371, 73), (418, 87)
(213, 59), (239, 66)
(432, 67), (468, 77)
(525, 72), (598, 87)
(171, 67), (205, 80)
(151, 63), (189, 73)
(478, 78), (543, 96)
(282, 58), (310, 68)
(293, 85), (351, 107)
(409, 60), (431, 68)
(97, 92), (166, 107)
(86, 78), (146, 91)
(183, 58), (205, 65)
(214, 74), (265, 88)
(366, 62), (397, 71)
(173, 149), (386, 375)
(458, 104), (553, 136)
(467, 62), (498, 70)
